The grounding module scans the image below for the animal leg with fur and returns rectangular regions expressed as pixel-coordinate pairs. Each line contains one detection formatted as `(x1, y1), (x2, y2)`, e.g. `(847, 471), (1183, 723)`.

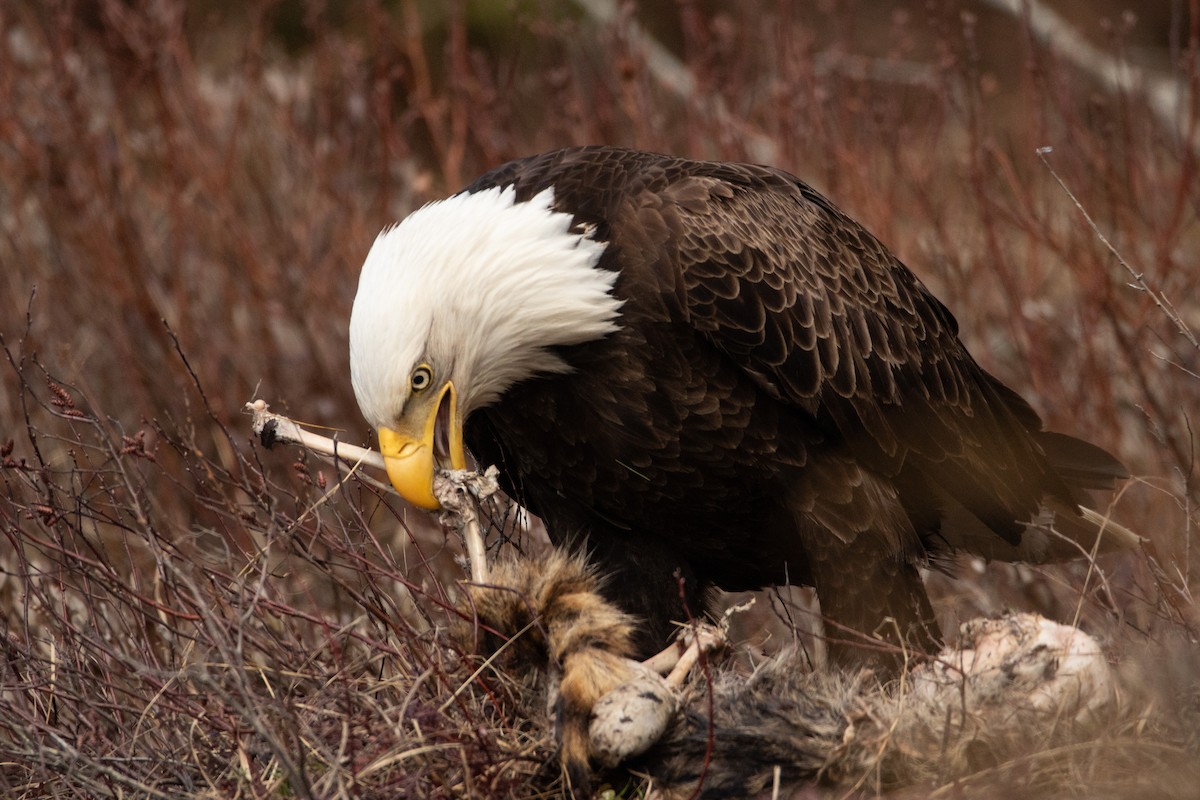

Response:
(463, 551), (725, 796)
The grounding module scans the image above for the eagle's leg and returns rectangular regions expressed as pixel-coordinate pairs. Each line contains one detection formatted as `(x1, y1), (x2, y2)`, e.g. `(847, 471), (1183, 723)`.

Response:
(808, 539), (941, 670)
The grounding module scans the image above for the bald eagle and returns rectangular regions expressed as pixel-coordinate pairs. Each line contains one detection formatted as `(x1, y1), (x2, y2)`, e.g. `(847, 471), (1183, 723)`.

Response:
(349, 146), (1130, 660)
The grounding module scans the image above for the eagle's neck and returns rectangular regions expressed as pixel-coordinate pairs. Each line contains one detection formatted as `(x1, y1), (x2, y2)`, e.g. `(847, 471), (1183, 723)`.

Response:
(349, 185), (623, 427)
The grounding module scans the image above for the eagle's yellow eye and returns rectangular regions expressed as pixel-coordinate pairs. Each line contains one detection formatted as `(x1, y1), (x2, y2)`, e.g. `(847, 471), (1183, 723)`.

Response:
(410, 364), (434, 392)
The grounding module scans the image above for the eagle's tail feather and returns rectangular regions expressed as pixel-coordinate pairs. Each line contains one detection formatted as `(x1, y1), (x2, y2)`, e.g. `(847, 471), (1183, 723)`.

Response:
(1035, 430), (1130, 492)
(1037, 496), (1144, 558)
(932, 491), (1141, 564)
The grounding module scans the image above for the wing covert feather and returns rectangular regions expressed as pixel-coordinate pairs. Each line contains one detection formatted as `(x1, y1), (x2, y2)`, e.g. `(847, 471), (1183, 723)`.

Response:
(641, 163), (1064, 537)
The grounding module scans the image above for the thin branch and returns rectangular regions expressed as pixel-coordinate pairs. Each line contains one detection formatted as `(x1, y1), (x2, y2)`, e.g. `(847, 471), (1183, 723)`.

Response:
(1036, 147), (1199, 351)
(244, 400), (492, 583)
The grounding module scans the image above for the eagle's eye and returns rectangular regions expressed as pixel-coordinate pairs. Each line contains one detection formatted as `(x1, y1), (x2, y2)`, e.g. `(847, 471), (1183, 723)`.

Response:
(410, 364), (434, 392)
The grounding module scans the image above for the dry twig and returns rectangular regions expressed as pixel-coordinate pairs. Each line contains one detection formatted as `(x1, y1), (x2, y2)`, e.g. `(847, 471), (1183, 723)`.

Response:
(245, 399), (493, 584)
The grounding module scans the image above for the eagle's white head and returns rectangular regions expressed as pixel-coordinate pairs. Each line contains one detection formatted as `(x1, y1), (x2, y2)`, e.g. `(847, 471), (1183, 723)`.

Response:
(349, 185), (621, 508)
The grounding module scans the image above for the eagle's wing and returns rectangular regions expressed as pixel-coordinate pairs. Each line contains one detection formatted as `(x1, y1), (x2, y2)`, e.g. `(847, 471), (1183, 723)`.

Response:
(466, 148), (1124, 545)
(647, 161), (1111, 543)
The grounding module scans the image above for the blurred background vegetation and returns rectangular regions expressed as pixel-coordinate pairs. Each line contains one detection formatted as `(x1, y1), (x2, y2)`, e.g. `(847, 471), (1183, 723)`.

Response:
(1, 1), (1197, 797)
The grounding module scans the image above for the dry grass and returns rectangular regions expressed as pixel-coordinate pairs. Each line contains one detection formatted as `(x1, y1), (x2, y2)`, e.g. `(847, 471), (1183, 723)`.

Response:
(1, 1), (1198, 797)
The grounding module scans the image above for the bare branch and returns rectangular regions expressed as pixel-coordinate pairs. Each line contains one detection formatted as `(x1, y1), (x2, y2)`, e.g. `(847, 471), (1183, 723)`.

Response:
(244, 399), (492, 583)
(1037, 148), (1199, 352)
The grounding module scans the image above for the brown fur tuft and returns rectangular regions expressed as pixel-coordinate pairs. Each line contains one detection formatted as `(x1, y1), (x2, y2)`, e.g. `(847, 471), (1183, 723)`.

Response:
(463, 551), (645, 796)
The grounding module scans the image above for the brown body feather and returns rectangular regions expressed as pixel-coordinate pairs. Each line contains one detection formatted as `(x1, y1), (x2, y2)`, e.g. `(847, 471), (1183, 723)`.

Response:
(461, 147), (1129, 661)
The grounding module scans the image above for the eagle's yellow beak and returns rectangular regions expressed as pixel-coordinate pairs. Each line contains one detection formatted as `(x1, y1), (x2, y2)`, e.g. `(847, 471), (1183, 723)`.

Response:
(377, 381), (466, 509)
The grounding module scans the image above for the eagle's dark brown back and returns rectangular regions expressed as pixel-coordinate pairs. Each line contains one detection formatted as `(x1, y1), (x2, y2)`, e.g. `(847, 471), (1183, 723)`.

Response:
(465, 146), (1126, 547)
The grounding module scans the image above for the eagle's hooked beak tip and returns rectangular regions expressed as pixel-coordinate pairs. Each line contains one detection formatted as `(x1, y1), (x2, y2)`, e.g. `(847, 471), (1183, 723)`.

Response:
(378, 427), (441, 509)
(377, 381), (465, 510)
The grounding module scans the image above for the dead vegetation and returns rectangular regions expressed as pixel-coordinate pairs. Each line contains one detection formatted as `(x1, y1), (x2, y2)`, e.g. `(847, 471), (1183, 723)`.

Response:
(1, 1), (1198, 797)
